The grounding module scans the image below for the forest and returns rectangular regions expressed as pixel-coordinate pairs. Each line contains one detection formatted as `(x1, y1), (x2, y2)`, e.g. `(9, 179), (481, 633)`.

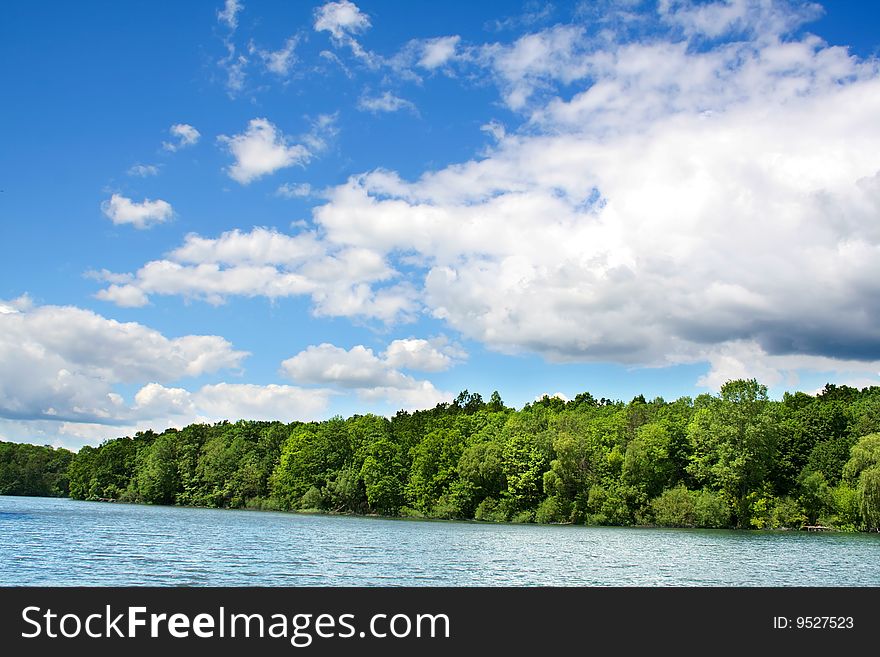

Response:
(2, 379), (880, 531)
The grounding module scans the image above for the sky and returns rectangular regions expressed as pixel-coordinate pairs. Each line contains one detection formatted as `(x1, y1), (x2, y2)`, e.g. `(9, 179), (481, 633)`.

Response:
(2, 0), (880, 450)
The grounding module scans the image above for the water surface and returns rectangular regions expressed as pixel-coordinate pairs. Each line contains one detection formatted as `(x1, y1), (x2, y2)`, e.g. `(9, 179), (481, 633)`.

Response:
(1, 496), (878, 586)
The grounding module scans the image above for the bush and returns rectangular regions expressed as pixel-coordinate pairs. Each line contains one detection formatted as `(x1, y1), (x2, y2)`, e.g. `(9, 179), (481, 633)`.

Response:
(535, 495), (570, 523)
(587, 484), (631, 526)
(510, 510), (534, 524)
(651, 485), (696, 527)
(829, 483), (860, 530)
(799, 471), (833, 524)
(299, 486), (325, 510)
(651, 486), (731, 528)
(245, 496), (281, 511)
(768, 497), (805, 529)
(431, 480), (477, 519)
(474, 497), (508, 522)
(693, 489), (730, 528)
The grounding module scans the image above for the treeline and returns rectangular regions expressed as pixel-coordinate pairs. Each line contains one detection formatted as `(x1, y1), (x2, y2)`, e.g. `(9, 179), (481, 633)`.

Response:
(3, 380), (880, 531)
(0, 441), (73, 497)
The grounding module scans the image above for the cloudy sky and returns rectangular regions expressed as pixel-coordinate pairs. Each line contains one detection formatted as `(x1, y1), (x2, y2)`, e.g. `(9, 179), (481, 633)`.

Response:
(2, 0), (880, 449)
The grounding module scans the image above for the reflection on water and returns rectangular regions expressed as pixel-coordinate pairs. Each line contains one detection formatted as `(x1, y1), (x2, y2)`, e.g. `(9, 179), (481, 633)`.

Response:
(1, 496), (878, 586)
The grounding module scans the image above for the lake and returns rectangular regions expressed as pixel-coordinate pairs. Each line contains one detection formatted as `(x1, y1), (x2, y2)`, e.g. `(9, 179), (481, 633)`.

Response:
(1, 495), (878, 586)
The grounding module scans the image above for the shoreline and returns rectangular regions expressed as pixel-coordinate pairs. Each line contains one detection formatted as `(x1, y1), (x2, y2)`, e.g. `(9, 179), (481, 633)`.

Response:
(6, 494), (858, 534)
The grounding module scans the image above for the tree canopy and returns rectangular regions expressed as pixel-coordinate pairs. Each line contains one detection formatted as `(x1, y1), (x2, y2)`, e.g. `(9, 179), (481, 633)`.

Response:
(5, 381), (880, 531)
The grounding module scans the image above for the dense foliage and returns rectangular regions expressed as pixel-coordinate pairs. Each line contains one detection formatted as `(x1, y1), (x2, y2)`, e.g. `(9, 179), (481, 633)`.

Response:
(0, 441), (73, 497)
(5, 380), (880, 531)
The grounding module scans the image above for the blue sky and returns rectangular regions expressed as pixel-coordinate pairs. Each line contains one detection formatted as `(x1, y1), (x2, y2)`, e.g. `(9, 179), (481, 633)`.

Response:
(2, 0), (880, 449)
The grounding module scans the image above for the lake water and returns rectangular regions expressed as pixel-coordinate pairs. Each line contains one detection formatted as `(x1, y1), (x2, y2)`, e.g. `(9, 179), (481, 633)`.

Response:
(1, 496), (878, 586)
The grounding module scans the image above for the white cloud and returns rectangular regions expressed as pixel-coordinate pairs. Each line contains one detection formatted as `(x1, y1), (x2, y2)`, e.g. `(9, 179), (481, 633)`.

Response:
(480, 120), (506, 141)
(101, 194), (173, 229)
(280, 342), (451, 410)
(489, 4), (555, 32)
(221, 47), (248, 96)
(169, 227), (324, 265)
(658, 0), (822, 39)
(95, 284), (150, 308)
(300, 113), (339, 153)
(162, 123), (201, 152)
(218, 0), (243, 30)
(89, 3), (880, 391)
(357, 91), (417, 114)
(357, 381), (449, 412)
(276, 182), (312, 198)
(0, 380), (333, 450)
(535, 391), (569, 402)
(257, 35), (298, 76)
(696, 340), (880, 392)
(219, 118), (311, 184)
(305, 11), (880, 383)
(314, 0), (370, 41)
(135, 382), (331, 423)
(314, 0), (377, 65)
(127, 163), (159, 177)
(0, 294), (32, 314)
(282, 343), (401, 388)
(383, 337), (464, 372)
(0, 297), (339, 446)
(477, 24), (592, 110)
(0, 299), (248, 425)
(92, 227), (412, 322)
(418, 35), (461, 69)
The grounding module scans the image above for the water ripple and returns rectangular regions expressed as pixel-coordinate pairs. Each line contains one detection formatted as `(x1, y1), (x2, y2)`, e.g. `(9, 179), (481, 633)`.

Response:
(1, 496), (879, 586)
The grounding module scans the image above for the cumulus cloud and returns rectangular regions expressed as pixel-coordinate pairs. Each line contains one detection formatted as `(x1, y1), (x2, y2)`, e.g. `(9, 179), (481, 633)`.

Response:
(162, 123), (201, 152)
(101, 194), (172, 229)
(306, 4), (880, 386)
(219, 118), (311, 184)
(696, 341), (880, 391)
(383, 337), (464, 372)
(0, 294), (32, 314)
(89, 1), (880, 391)
(314, 0), (376, 65)
(92, 227), (413, 322)
(357, 91), (417, 114)
(314, 0), (370, 41)
(0, 299), (248, 425)
(95, 284), (150, 308)
(134, 382), (330, 423)
(282, 343), (400, 388)
(0, 297), (339, 446)
(280, 341), (452, 409)
(0, 380), (332, 450)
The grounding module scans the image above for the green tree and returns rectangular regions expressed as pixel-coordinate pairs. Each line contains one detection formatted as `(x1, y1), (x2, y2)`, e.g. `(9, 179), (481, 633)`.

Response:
(857, 467), (880, 531)
(406, 426), (465, 514)
(0, 442), (73, 497)
(360, 436), (405, 515)
(131, 432), (180, 504)
(686, 380), (779, 527)
(622, 423), (674, 502)
(842, 433), (880, 530)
